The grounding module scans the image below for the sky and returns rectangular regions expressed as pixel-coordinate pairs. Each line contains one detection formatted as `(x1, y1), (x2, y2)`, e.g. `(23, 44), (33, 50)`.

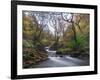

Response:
(23, 11), (72, 35)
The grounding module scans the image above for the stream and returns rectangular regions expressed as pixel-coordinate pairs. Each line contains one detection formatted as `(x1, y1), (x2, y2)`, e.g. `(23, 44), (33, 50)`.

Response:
(30, 47), (89, 68)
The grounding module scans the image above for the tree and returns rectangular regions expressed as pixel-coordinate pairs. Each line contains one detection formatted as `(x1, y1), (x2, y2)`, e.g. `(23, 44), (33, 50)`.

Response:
(61, 13), (78, 49)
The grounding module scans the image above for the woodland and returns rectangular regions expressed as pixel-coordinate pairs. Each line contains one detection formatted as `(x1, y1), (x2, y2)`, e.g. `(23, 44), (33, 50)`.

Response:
(23, 11), (89, 68)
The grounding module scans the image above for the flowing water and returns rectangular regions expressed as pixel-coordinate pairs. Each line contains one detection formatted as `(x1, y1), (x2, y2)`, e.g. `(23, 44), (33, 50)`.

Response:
(30, 47), (89, 68)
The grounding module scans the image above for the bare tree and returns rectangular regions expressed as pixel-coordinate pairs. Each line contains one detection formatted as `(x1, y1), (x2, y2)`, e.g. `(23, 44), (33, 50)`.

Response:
(61, 13), (78, 48)
(28, 12), (49, 42)
(49, 13), (68, 50)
